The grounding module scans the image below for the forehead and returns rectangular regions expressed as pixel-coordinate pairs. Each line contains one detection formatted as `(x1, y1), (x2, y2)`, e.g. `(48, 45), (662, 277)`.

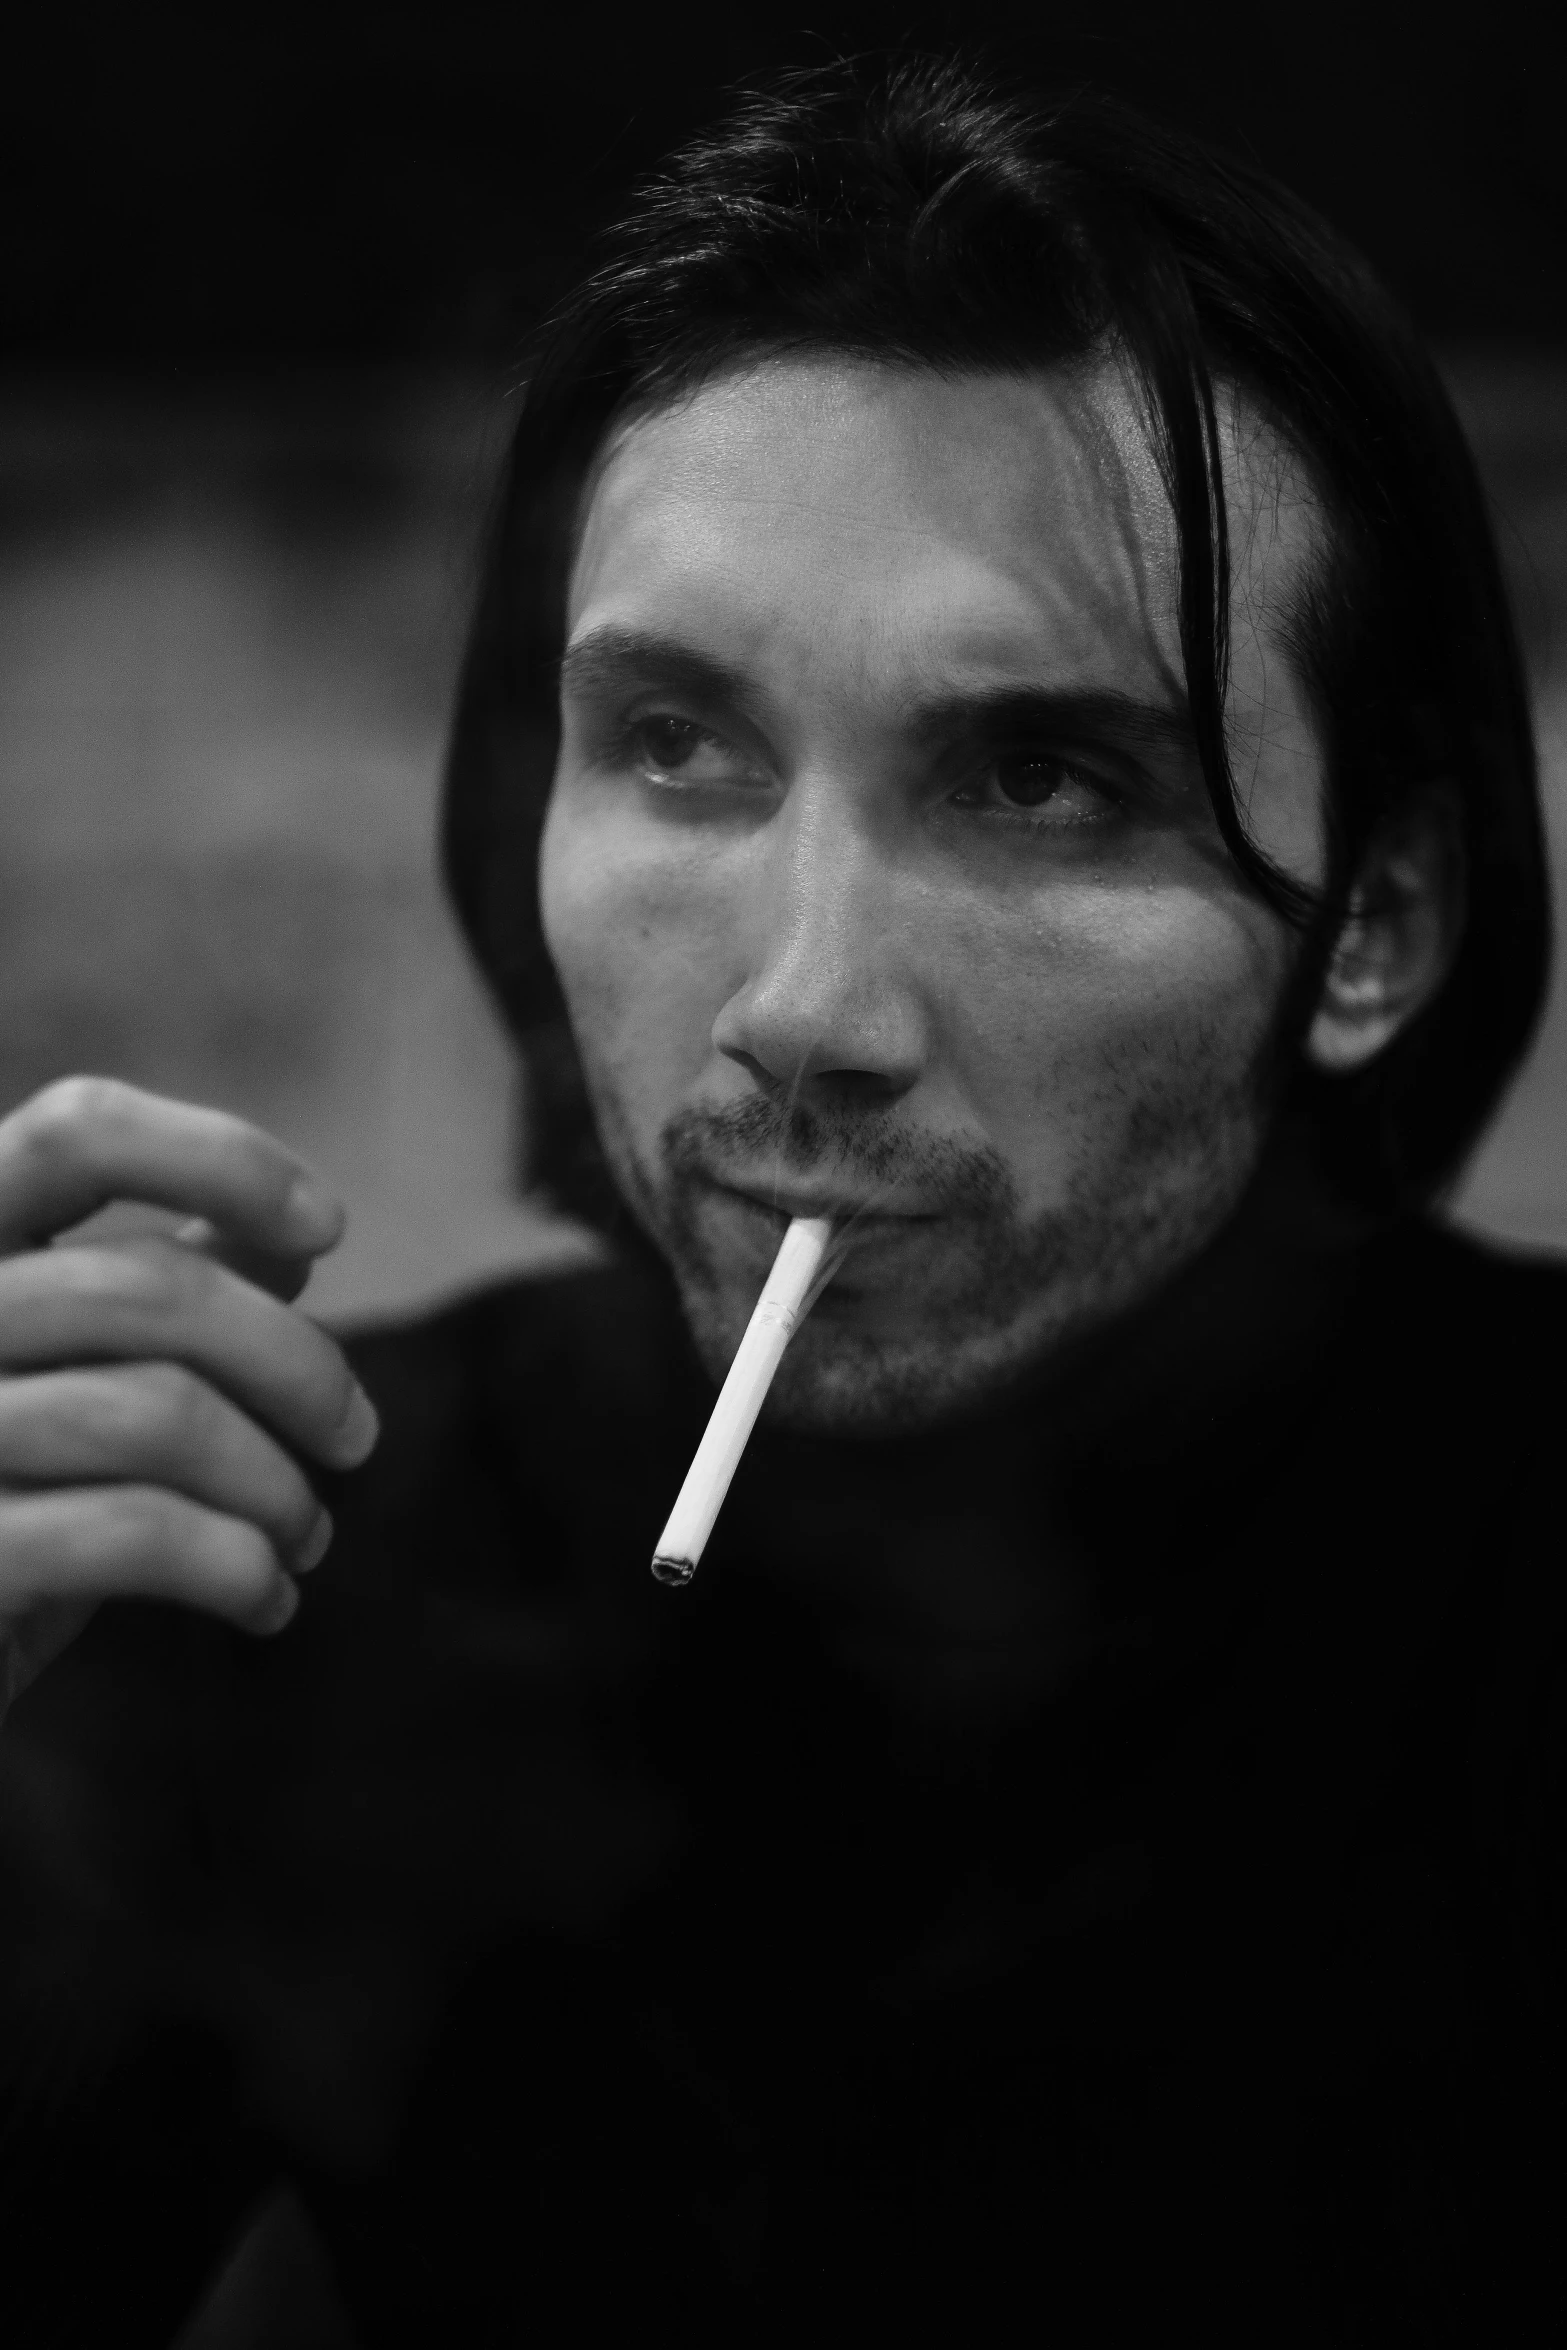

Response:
(566, 354), (1319, 711)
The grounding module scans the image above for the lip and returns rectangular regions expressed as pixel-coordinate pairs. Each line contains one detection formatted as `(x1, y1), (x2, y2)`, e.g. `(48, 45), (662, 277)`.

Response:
(706, 1177), (939, 1228)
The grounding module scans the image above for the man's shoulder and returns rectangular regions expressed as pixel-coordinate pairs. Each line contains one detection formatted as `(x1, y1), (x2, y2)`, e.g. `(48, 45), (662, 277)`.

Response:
(1340, 1220), (1567, 1578)
(1411, 1214), (1567, 1291)
(1374, 1216), (1567, 1363)
(1350, 1217), (1567, 1445)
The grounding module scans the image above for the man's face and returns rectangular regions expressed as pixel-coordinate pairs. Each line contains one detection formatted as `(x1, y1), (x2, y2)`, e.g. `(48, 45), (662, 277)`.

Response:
(540, 356), (1327, 1431)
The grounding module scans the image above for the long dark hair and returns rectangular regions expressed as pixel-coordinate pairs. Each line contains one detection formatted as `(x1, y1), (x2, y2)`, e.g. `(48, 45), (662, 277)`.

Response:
(443, 54), (1548, 1223)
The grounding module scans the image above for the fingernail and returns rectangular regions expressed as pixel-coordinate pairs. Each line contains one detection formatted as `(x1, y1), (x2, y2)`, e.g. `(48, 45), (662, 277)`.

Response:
(296, 1510), (334, 1573)
(284, 1173), (346, 1251)
(258, 1577), (301, 1635)
(329, 1384), (380, 1468)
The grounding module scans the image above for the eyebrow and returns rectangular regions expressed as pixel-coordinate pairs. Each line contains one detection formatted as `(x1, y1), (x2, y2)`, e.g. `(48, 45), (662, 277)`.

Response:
(560, 627), (750, 713)
(558, 623), (1198, 765)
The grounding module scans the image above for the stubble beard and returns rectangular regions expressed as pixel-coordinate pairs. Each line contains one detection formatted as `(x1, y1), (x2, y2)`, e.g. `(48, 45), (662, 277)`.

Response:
(573, 1030), (1277, 1439)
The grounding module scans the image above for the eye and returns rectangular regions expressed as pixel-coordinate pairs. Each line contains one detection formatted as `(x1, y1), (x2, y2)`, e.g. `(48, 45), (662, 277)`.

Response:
(957, 749), (1118, 825)
(626, 715), (751, 787)
(635, 717), (705, 771)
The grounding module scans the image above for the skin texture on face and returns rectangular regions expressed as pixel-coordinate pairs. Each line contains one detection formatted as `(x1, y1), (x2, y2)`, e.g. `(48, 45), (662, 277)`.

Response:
(540, 355), (1331, 1434)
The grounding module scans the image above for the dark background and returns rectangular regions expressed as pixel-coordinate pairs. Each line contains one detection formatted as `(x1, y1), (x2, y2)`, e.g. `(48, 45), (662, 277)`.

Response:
(2, 4), (1564, 1332)
(7, 1), (1565, 369)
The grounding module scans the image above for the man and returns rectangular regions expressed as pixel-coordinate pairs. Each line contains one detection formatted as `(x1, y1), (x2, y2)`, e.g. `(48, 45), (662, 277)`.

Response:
(1, 56), (1560, 2346)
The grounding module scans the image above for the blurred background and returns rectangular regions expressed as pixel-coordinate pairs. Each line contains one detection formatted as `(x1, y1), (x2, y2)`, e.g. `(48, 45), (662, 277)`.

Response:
(3, 1), (1564, 1325)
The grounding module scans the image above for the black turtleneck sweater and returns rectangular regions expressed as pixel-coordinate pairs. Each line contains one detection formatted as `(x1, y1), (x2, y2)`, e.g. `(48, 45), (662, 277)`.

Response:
(2, 1208), (1564, 2346)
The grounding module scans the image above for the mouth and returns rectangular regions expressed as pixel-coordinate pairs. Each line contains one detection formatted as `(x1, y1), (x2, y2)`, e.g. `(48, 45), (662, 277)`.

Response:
(679, 1174), (954, 1319)
(701, 1176), (941, 1235)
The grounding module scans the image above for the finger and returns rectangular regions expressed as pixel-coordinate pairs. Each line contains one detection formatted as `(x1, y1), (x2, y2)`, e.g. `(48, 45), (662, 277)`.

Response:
(169, 1219), (312, 1306)
(0, 1365), (333, 1573)
(0, 1239), (379, 1472)
(0, 1077), (344, 1259)
(0, 1486), (300, 1636)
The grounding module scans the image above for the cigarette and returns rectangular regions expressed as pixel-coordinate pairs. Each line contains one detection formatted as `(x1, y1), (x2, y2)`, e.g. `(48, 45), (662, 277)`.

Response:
(651, 1213), (837, 1586)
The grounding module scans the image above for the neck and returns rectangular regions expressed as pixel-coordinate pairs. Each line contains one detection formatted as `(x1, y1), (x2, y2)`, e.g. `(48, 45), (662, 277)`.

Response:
(725, 1136), (1384, 1728)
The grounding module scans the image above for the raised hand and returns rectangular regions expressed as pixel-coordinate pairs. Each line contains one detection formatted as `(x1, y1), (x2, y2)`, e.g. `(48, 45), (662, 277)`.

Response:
(0, 1078), (379, 1720)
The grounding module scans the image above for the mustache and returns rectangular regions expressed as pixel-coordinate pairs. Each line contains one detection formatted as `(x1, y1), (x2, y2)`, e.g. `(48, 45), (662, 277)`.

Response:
(659, 1096), (1017, 1219)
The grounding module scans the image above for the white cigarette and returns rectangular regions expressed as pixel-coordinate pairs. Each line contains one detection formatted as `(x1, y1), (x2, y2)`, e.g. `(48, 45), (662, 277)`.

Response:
(651, 1213), (837, 1585)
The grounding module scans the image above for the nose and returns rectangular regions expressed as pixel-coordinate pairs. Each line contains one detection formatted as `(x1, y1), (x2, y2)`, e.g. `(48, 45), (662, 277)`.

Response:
(710, 780), (928, 1105)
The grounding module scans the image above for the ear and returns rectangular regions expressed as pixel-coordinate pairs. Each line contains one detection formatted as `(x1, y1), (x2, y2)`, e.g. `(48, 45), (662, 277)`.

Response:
(1305, 794), (1466, 1076)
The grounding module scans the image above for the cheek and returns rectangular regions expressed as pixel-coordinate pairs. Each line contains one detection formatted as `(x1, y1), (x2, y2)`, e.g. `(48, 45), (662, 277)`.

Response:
(939, 880), (1291, 1184)
(539, 782), (624, 1008)
(538, 783), (739, 1097)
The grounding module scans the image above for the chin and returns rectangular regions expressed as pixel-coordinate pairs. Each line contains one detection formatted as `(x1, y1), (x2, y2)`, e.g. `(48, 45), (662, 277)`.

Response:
(765, 1309), (1071, 1435)
(763, 1338), (993, 1436)
(677, 1280), (1073, 1438)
